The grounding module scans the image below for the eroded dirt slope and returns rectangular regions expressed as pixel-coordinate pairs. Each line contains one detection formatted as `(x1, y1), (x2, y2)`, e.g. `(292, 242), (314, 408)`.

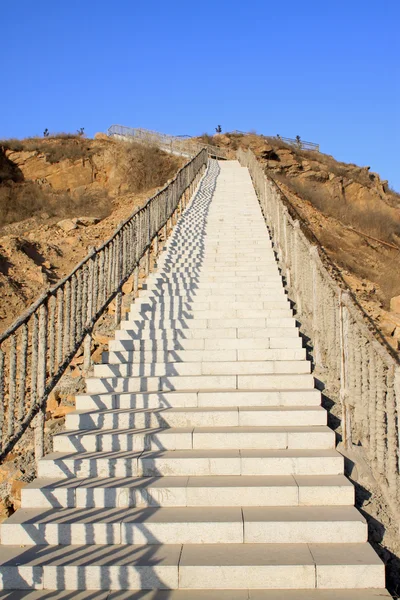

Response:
(0, 134), (183, 332)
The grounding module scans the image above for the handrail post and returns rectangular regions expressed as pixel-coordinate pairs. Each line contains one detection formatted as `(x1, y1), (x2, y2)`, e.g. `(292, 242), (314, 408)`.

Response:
(34, 303), (48, 464)
(83, 248), (95, 373)
(339, 290), (352, 449)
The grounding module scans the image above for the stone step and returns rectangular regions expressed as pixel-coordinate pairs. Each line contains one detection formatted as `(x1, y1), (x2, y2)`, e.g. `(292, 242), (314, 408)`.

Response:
(54, 425), (335, 453)
(132, 299), (291, 311)
(139, 289), (288, 300)
(92, 360), (311, 378)
(66, 406), (326, 431)
(103, 347), (307, 364)
(127, 308), (293, 320)
(22, 474), (355, 509)
(120, 317), (296, 330)
(0, 543), (384, 590)
(111, 337), (304, 351)
(145, 283), (286, 292)
(157, 265), (281, 273)
(85, 373), (314, 394)
(1, 506), (367, 546)
(109, 336), (303, 353)
(177, 543), (384, 589)
(158, 270), (281, 278)
(75, 389), (321, 411)
(0, 590), (389, 599)
(114, 328), (301, 342)
(38, 449), (344, 478)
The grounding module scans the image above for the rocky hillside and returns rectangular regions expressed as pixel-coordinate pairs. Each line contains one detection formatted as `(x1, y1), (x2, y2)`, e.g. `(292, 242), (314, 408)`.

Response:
(199, 133), (400, 352)
(0, 134), (183, 332)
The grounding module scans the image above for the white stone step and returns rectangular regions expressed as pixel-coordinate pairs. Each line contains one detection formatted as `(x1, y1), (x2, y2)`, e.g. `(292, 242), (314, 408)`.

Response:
(66, 406), (326, 431)
(132, 299), (291, 311)
(145, 280), (287, 290)
(0, 543), (384, 590)
(111, 330), (302, 348)
(120, 317), (296, 330)
(22, 474), (355, 509)
(139, 292), (289, 303)
(1, 506), (366, 546)
(114, 328), (240, 341)
(114, 328), (300, 341)
(140, 290), (288, 300)
(75, 389), (321, 411)
(85, 373), (314, 394)
(127, 308), (293, 320)
(158, 267), (282, 276)
(177, 543), (385, 589)
(0, 590), (390, 599)
(103, 347), (306, 364)
(54, 425), (334, 453)
(109, 336), (303, 352)
(38, 449), (344, 479)
(92, 360), (311, 378)
(0, 544), (182, 590)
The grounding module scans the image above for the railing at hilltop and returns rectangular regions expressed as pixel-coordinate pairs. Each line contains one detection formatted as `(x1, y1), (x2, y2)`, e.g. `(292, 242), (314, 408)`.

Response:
(278, 136), (320, 151)
(0, 149), (208, 463)
(238, 147), (400, 517)
(108, 125), (230, 160)
(231, 131), (320, 152)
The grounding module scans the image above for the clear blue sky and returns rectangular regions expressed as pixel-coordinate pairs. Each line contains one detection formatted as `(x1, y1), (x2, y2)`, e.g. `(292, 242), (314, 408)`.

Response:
(1, 0), (399, 189)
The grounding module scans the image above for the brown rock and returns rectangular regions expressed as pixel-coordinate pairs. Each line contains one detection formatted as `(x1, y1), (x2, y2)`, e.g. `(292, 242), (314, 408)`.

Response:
(390, 295), (400, 314)
(0, 463), (16, 484)
(70, 366), (82, 379)
(52, 405), (75, 419)
(71, 355), (84, 366)
(11, 479), (27, 510)
(381, 313), (400, 336)
(64, 236), (77, 245)
(91, 346), (104, 364)
(122, 276), (134, 294)
(47, 391), (60, 413)
(93, 332), (111, 345)
(75, 217), (100, 227)
(57, 219), (77, 233)
(94, 133), (109, 141)
(0, 500), (11, 522)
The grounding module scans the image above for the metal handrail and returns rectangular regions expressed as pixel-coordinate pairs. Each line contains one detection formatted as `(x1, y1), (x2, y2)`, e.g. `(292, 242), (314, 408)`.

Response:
(238, 146), (400, 519)
(0, 149), (208, 463)
(107, 125), (230, 160)
(230, 131), (320, 151)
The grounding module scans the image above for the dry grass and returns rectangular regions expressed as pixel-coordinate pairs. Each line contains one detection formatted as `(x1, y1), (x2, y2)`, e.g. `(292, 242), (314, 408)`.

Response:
(275, 174), (400, 244)
(121, 142), (182, 193)
(0, 138), (183, 228)
(0, 182), (111, 228)
(1, 134), (95, 164)
(198, 133), (215, 146)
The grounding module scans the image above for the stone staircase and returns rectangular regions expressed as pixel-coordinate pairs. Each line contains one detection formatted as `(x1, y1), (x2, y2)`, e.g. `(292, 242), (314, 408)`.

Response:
(0, 160), (389, 598)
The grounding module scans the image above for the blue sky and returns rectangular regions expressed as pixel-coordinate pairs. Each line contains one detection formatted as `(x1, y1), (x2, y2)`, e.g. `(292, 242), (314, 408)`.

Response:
(1, 0), (399, 189)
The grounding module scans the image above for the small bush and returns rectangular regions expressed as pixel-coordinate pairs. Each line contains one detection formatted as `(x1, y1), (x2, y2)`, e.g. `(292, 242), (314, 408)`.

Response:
(198, 133), (215, 146)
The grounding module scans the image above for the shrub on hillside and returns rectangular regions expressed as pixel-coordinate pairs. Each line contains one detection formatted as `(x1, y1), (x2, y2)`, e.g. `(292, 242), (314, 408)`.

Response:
(122, 142), (182, 193)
